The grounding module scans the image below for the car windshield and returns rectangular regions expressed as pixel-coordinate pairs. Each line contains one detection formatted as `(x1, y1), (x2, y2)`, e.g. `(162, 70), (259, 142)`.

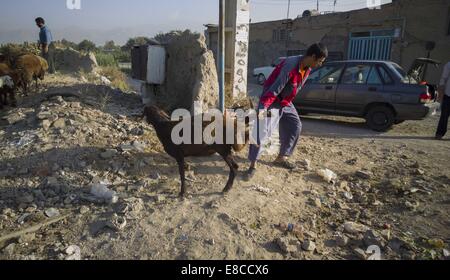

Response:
(390, 62), (418, 84)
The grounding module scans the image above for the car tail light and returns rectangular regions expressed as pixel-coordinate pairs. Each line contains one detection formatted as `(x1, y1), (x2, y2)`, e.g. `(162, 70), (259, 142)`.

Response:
(420, 92), (432, 103)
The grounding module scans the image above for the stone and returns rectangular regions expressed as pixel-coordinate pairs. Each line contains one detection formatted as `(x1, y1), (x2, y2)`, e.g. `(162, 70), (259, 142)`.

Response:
(356, 170), (372, 180)
(154, 195), (166, 203)
(42, 119), (51, 131)
(100, 149), (118, 159)
(363, 230), (386, 247)
(46, 177), (59, 187)
(37, 111), (52, 120)
(354, 248), (367, 260)
(3, 243), (15, 255)
(301, 240), (316, 252)
(65, 245), (81, 261)
(443, 249), (449, 258)
(311, 198), (322, 208)
(17, 194), (34, 204)
(275, 237), (297, 254)
(343, 222), (370, 234)
(18, 233), (36, 244)
(44, 208), (60, 218)
(336, 235), (349, 247)
(106, 214), (127, 231)
(52, 118), (66, 129)
(70, 113), (88, 123)
(79, 206), (90, 214)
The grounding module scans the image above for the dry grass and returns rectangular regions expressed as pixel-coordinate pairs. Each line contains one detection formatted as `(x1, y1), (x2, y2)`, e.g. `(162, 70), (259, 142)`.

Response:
(98, 66), (130, 92)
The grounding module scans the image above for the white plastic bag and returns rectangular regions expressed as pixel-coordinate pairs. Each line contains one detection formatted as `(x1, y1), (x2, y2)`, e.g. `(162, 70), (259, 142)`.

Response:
(90, 182), (118, 204)
(250, 109), (284, 157)
(317, 169), (337, 183)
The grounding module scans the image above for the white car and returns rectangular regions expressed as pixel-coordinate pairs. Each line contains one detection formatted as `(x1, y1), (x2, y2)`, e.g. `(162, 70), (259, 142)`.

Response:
(253, 57), (286, 85)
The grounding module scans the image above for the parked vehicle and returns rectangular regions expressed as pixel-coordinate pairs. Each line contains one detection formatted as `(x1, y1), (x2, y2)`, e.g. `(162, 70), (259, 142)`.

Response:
(253, 57), (285, 85)
(293, 60), (439, 132)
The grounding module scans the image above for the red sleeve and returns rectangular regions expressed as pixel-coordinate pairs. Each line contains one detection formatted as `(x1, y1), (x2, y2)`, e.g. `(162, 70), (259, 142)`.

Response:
(259, 60), (286, 109)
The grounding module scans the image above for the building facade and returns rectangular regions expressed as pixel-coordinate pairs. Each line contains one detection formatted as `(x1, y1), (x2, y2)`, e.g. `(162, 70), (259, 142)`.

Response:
(206, 0), (450, 85)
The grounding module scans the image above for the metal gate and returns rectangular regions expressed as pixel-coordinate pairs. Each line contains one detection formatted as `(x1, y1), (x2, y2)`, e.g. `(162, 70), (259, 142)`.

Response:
(348, 36), (392, 60)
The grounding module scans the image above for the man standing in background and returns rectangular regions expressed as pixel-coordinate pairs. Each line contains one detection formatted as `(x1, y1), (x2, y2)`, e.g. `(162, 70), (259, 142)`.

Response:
(435, 61), (450, 140)
(35, 17), (55, 73)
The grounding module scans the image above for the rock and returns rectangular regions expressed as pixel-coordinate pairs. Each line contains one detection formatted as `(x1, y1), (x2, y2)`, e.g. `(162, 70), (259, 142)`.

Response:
(65, 245), (81, 261)
(46, 177), (59, 187)
(131, 141), (145, 152)
(299, 159), (311, 170)
(3, 243), (15, 255)
(354, 248), (367, 260)
(44, 208), (60, 218)
(116, 198), (144, 219)
(17, 167), (29, 175)
(336, 235), (349, 247)
(17, 194), (34, 204)
(37, 111), (52, 120)
(344, 222), (370, 234)
(339, 181), (350, 192)
(310, 197), (322, 208)
(405, 201), (419, 211)
(52, 118), (66, 129)
(415, 169), (425, 176)
(70, 113), (88, 123)
(106, 214), (127, 231)
(363, 230), (386, 247)
(356, 170), (372, 179)
(301, 240), (316, 252)
(275, 237), (298, 254)
(428, 239), (445, 249)
(100, 149), (118, 159)
(443, 249), (449, 258)
(19, 233), (36, 244)
(317, 169), (337, 184)
(154, 195), (166, 203)
(17, 213), (32, 224)
(41, 119), (51, 131)
(79, 206), (90, 214)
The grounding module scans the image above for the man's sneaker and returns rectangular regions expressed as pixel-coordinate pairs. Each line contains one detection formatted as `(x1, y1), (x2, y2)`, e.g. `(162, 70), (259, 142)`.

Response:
(435, 135), (444, 140)
(242, 168), (257, 182)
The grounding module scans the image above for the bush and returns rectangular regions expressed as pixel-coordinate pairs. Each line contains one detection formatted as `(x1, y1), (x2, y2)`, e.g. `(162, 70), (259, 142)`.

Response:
(99, 66), (130, 92)
(95, 51), (118, 67)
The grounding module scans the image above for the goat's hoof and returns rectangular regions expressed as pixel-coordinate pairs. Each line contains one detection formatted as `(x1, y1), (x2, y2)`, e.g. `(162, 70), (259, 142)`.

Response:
(222, 187), (232, 193)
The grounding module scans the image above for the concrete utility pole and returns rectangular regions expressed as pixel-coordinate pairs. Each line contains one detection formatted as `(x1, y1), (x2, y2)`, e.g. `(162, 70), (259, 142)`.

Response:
(317, 0), (319, 11)
(218, 0), (225, 112)
(285, 0), (291, 53)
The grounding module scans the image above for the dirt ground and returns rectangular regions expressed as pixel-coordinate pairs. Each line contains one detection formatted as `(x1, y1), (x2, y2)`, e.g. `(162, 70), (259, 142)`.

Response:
(0, 75), (448, 260)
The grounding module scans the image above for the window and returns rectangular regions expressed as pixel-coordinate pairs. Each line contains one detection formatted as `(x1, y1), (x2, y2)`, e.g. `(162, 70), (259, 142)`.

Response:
(377, 66), (393, 84)
(272, 29), (288, 42)
(308, 65), (344, 84)
(367, 67), (383, 85)
(342, 65), (372, 85)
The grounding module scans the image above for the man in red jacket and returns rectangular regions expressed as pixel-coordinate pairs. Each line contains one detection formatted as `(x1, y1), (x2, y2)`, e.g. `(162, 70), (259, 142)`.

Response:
(244, 43), (328, 180)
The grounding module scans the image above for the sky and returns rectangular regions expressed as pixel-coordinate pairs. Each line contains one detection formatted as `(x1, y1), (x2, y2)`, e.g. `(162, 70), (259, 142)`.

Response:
(0, 0), (392, 45)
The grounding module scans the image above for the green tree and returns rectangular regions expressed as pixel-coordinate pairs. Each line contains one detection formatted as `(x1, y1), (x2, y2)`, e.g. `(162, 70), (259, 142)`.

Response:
(78, 40), (97, 52)
(121, 37), (152, 51)
(61, 38), (78, 50)
(104, 40), (117, 51)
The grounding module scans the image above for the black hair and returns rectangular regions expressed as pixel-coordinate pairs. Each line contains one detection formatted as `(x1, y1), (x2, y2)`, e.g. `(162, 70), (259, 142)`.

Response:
(306, 43), (328, 59)
(35, 17), (45, 24)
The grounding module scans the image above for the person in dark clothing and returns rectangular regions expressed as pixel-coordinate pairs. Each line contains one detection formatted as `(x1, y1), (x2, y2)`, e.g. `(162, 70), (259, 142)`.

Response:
(35, 17), (55, 74)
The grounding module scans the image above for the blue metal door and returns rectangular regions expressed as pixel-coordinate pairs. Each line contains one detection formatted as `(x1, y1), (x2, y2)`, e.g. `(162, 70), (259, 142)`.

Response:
(348, 36), (392, 60)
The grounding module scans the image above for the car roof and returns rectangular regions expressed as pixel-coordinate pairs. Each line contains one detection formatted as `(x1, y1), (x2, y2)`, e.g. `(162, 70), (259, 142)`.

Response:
(326, 60), (393, 64)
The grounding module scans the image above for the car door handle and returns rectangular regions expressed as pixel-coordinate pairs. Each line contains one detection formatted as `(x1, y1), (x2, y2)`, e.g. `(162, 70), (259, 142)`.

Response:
(325, 86), (333, 90)
(368, 87), (378, 92)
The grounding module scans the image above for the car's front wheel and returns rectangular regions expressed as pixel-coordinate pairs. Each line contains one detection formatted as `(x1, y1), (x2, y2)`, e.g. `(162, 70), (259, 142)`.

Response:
(257, 74), (266, 85)
(366, 105), (395, 132)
